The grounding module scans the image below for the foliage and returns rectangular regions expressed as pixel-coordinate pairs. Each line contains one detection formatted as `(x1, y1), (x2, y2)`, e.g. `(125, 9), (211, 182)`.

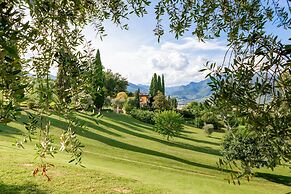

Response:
(149, 73), (157, 97)
(201, 111), (223, 131)
(116, 92), (128, 100)
(87, 49), (105, 112)
(130, 108), (155, 124)
(206, 37), (291, 180)
(104, 70), (128, 97)
(219, 126), (290, 184)
(149, 73), (165, 96)
(154, 110), (184, 140)
(134, 89), (140, 108)
(123, 97), (136, 113)
(161, 74), (165, 94)
(167, 96), (178, 110)
(180, 101), (223, 129)
(111, 98), (126, 110)
(71, 91), (94, 111)
(153, 91), (169, 110)
(55, 48), (80, 104)
(103, 96), (112, 107)
(203, 124), (214, 136)
(0, 1), (31, 124)
(153, 1), (290, 41)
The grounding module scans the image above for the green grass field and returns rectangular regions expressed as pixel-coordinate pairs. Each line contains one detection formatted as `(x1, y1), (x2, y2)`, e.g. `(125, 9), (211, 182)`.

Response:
(0, 111), (290, 194)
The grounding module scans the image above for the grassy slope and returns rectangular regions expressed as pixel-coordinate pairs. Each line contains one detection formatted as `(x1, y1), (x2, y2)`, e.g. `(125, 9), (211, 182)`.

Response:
(0, 111), (290, 194)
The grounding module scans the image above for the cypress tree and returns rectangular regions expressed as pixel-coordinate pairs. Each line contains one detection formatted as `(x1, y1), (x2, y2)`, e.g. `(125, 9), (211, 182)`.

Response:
(157, 75), (162, 93)
(149, 76), (154, 97)
(162, 74), (165, 95)
(90, 49), (105, 113)
(149, 73), (158, 97)
(153, 73), (158, 96)
(134, 89), (140, 108)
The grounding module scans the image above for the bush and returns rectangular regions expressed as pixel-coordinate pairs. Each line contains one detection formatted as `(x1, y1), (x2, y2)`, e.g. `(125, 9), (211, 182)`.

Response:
(130, 108), (155, 124)
(123, 98), (135, 113)
(194, 117), (204, 128)
(203, 124), (214, 136)
(221, 128), (282, 172)
(154, 110), (184, 140)
(201, 111), (224, 130)
(176, 109), (195, 119)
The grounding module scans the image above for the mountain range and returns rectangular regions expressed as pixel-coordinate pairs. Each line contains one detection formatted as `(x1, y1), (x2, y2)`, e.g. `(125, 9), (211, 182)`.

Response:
(127, 79), (211, 105)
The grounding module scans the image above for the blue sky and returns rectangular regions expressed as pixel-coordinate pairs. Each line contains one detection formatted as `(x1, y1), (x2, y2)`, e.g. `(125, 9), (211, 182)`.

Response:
(80, 5), (290, 86)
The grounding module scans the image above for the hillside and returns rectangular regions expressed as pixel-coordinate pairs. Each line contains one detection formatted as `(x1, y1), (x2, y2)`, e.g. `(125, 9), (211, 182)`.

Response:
(128, 79), (211, 105)
(0, 111), (290, 193)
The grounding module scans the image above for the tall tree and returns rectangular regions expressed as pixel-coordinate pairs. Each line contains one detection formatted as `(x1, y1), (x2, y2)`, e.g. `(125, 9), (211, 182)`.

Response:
(153, 91), (169, 110)
(168, 96), (178, 110)
(56, 49), (80, 104)
(161, 74), (165, 95)
(134, 89), (140, 108)
(104, 70), (128, 97)
(157, 75), (162, 93)
(149, 73), (158, 97)
(89, 49), (105, 113)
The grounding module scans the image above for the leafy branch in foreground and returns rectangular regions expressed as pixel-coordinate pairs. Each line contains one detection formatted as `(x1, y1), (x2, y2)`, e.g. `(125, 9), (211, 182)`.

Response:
(207, 35), (291, 183)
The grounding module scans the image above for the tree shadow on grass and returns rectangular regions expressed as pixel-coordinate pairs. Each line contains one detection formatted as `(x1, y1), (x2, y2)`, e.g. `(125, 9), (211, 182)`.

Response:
(45, 116), (222, 172)
(100, 112), (154, 131)
(77, 112), (222, 156)
(76, 116), (123, 138)
(0, 124), (22, 138)
(0, 182), (47, 194)
(255, 172), (291, 186)
(96, 119), (222, 157)
(208, 136), (222, 140)
(178, 135), (221, 146)
(180, 129), (197, 134)
(113, 120), (148, 133)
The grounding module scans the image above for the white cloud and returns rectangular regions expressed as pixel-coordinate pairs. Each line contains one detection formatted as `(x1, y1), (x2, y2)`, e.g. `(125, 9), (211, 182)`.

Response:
(80, 26), (227, 86)
(161, 37), (227, 51)
(97, 37), (226, 86)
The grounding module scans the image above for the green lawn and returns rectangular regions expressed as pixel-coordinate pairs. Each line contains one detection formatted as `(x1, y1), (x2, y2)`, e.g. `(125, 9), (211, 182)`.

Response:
(0, 111), (290, 194)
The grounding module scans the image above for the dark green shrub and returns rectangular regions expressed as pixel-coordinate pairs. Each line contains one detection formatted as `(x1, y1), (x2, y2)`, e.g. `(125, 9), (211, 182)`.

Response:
(130, 108), (155, 124)
(154, 110), (184, 140)
(176, 109), (194, 119)
(203, 124), (214, 136)
(220, 128), (284, 175)
(124, 98), (135, 113)
(201, 111), (224, 130)
(194, 117), (204, 128)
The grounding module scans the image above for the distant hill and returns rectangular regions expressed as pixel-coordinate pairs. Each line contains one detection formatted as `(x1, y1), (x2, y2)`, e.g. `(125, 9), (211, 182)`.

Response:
(127, 79), (211, 105)
(127, 83), (149, 94)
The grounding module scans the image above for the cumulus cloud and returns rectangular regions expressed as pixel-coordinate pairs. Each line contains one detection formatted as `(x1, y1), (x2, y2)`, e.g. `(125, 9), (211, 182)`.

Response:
(82, 32), (227, 86)
(161, 37), (227, 51)
(150, 51), (189, 71)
